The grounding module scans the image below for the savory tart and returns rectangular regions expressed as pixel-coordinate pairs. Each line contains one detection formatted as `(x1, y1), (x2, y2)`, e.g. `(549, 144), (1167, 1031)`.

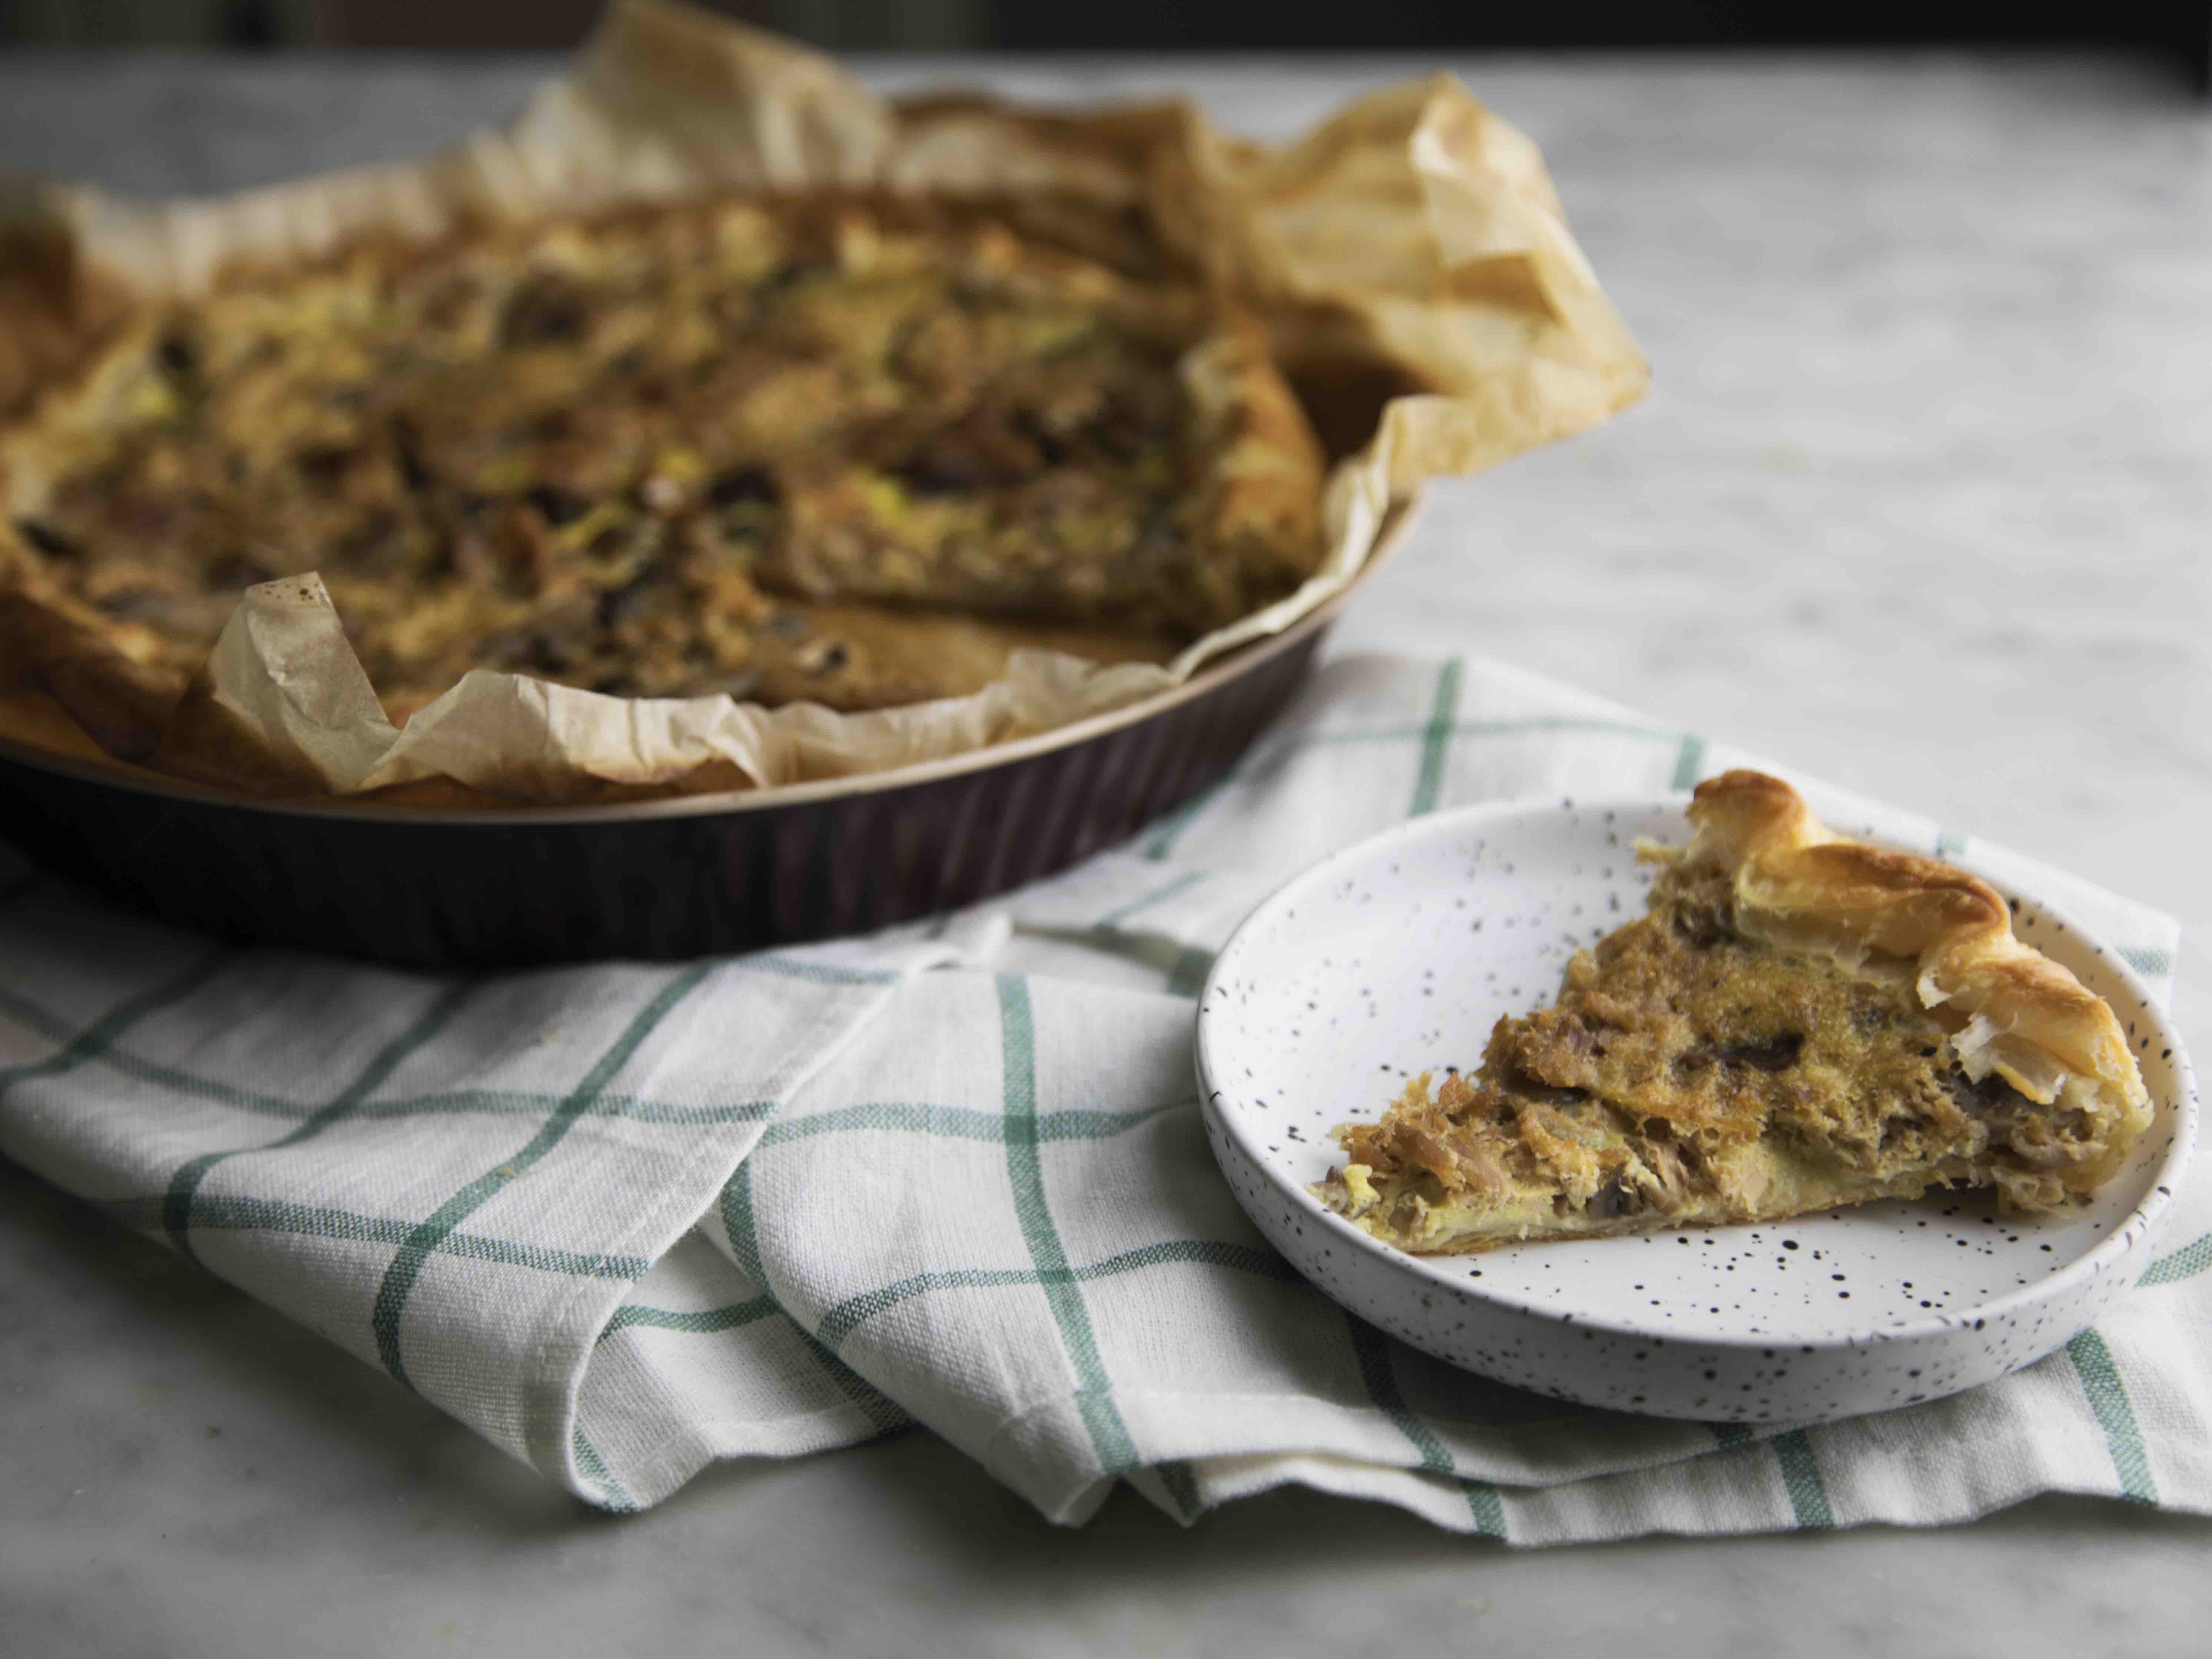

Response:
(0, 194), (1326, 722)
(1318, 771), (2152, 1254)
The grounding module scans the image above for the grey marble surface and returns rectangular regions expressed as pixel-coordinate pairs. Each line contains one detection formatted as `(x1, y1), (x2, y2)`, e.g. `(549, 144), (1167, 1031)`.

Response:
(3, 49), (2210, 1657)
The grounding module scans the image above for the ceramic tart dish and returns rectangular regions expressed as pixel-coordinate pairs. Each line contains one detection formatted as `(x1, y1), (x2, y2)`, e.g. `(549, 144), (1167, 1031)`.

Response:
(0, 4), (1650, 964)
(0, 552), (1394, 968)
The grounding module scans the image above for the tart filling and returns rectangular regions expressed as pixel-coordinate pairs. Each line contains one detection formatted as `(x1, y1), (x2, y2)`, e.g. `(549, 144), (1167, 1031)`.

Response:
(1, 197), (1325, 719)
(1317, 771), (2153, 1254)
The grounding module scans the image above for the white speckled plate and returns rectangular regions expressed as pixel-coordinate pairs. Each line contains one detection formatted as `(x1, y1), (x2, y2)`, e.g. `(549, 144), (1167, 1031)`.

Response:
(1195, 795), (2196, 1423)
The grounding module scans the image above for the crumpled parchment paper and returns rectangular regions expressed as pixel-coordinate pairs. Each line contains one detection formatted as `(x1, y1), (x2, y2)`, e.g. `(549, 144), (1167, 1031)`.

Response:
(0, 0), (1645, 800)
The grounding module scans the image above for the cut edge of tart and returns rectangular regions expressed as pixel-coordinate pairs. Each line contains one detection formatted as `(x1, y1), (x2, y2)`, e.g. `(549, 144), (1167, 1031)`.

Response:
(1314, 771), (2153, 1256)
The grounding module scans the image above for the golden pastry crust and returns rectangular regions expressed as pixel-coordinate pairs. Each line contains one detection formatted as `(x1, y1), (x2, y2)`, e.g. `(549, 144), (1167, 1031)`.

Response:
(1317, 771), (2152, 1255)
(1684, 770), (2146, 1133)
(0, 191), (1325, 756)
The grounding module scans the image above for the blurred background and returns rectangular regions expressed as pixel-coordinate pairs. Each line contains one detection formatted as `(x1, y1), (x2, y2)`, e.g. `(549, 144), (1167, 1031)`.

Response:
(0, 0), (2206, 81)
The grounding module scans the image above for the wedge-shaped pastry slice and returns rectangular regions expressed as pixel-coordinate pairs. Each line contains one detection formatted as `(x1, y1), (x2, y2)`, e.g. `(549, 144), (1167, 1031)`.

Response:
(1317, 771), (2152, 1254)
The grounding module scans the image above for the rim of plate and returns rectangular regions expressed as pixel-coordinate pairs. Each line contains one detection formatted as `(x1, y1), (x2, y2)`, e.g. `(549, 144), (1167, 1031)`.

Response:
(1195, 793), (2200, 1352)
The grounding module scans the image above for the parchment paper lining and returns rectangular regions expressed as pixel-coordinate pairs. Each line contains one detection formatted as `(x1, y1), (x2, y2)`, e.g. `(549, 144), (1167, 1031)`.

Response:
(0, 0), (1646, 800)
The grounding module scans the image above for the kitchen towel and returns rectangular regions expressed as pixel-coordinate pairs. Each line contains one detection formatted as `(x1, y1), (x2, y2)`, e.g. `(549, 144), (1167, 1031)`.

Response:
(3, 652), (2201, 1545)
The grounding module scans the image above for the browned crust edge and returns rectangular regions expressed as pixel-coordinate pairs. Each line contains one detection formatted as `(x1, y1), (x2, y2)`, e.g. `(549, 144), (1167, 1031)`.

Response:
(1684, 769), (2147, 1118)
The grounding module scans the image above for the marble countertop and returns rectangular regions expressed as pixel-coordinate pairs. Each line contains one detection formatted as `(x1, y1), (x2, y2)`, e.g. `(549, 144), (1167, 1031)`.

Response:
(4, 48), (2209, 1657)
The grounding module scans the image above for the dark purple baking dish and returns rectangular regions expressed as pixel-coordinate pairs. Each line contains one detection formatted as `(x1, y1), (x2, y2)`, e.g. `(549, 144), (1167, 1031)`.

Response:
(0, 535), (1394, 967)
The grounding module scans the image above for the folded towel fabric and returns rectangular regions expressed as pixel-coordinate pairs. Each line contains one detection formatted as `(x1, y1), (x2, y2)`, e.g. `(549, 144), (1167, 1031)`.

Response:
(2, 652), (2199, 1544)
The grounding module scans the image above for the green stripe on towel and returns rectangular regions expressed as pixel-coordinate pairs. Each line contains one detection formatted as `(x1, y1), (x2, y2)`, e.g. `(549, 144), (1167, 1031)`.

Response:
(1094, 871), (1205, 931)
(1344, 1313), (1508, 1539)
(162, 980), (479, 1262)
(571, 1425), (639, 1512)
(813, 1239), (1299, 1353)
(997, 974), (1142, 1476)
(106, 1191), (650, 1281)
(1154, 1461), (1205, 1523)
(370, 965), (710, 1389)
(2140, 1231), (2212, 1288)
(1165, 945), (1214, 999)
(1669, 734), (1708, 792)
(1140, 705), (1684, 861)
(1771, 1430), (1834, 1528)
(2068, 1327), (2157, 1505)
(718, 1159), (908, 1432)
(760, 1097), (1185, 1151)
(1406, 658), (1463, 818)
(0, 948), (231, 1099)
(0, 978), (775, 1130)
(597, 1296), (781, 1345)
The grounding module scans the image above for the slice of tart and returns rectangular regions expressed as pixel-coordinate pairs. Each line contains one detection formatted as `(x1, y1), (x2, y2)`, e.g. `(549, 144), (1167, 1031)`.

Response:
(1317, 771), (2152, 1254)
